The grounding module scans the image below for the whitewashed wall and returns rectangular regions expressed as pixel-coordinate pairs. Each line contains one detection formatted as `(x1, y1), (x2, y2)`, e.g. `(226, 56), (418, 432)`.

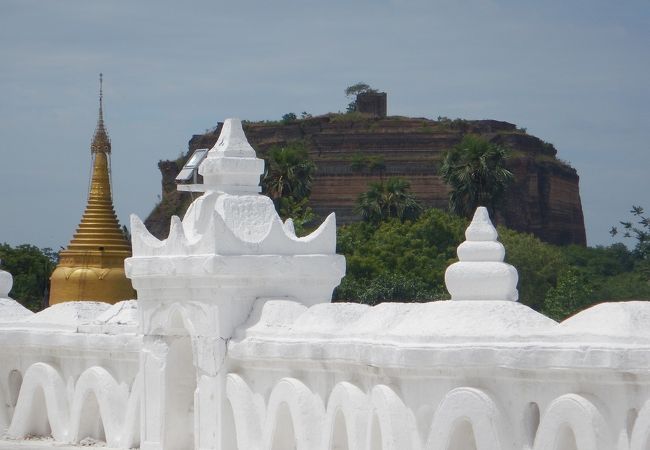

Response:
(0, 299), (141, 448)
(0, 119), (648, 450)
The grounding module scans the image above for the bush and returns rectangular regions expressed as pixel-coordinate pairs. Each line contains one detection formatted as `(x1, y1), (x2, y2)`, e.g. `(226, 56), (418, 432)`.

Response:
(542, 270), (594, 321)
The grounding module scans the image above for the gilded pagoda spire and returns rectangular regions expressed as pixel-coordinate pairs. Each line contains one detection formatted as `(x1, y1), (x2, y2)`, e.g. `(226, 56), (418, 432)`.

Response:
(91, 73), (111, 154)
(49, 75), (135, 305)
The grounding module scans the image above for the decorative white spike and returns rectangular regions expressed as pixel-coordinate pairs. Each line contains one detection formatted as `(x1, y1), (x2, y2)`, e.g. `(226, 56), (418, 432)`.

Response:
(445, 207), (519, 301)
(165, 216), (188, 255)
(0, 270), (13, 298)
(300, 213), (337, 254)
(130, 214), (164, 256)
(198, 118), (265, 194)
(212, 118), (257, 157)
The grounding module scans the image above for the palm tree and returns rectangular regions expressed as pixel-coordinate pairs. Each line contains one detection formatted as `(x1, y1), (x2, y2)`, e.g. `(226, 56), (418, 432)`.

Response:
(261, 142), (317, 233)
(439, 134), (514, 218)
(262, 142), (315, 205)
(356, 177), (423, 224)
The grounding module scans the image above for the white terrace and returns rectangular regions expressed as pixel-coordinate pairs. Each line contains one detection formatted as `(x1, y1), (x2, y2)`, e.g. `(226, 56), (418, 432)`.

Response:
(0, 119), (649, 450)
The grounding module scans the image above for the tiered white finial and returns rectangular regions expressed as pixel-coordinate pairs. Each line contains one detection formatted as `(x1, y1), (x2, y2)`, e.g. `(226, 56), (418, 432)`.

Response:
(445, 207), (519, 301)
(198, 118), (265, 194)
(0, 270), (13, 298)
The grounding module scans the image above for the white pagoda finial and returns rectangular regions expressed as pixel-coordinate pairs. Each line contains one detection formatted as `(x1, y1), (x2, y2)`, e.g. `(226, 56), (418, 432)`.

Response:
(0, 270), (13, 298)
(444, 207), (519, 301)
(198, 118), (265, 194)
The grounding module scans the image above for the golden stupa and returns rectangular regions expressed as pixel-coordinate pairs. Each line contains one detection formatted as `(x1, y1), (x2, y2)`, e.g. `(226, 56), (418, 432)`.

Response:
(49, 75), (135, 305)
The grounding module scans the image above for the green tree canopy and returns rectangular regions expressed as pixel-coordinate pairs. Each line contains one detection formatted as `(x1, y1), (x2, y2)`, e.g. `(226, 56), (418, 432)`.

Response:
(344, 82), (377, 98)
(261, 141), (317, 235)
(335, 207), (650, 317)
(335, 208), (466, 304)
(0, 244), (57, 311)
(344, 82), (378, 112)
(355, 177), (423, 225)
(440, 134), (514, 218)
(610, 205), (649, 260)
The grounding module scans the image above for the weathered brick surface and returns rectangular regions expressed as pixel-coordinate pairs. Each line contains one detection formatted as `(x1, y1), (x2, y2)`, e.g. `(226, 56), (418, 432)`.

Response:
(145, 116), (586, 246)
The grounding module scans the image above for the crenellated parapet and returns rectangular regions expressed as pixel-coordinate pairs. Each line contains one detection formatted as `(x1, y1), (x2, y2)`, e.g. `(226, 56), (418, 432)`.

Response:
(0, 299), (141, 447)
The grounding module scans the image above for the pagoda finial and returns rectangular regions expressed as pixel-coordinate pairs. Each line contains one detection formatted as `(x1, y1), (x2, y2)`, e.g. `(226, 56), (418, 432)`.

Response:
(444, 207), (519, 301)
(91, 73), (111, 154)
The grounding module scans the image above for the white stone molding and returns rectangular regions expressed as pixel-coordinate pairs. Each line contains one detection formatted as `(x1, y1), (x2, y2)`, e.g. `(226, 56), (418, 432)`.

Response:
(7, 362), (70, 442)
(533, 394), (612, 450)
(425, 387), (507, 450)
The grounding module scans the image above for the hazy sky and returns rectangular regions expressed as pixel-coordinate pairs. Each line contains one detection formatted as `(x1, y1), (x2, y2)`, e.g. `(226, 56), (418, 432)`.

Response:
(1, 0), (648, 249)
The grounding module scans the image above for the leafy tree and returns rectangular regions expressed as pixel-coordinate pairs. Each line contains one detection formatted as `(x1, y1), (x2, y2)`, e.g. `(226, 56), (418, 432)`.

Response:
(356, 177), (423, 224)
(334, 208), (466, 304)
(440, 134), (514, 218)
(610, 205), (649, 260)
(335, 205), (649, 313)
(281, 112), (297, 124)
(344, 82), (378, 112)
(277, 197), (316, 236)
(261, 141), (317, 235)
(0, 244), (58, 311)
(367, 156), (386, 179)
(262, 142), (315, 202)
(499, 228), (567, 311)
(542, 270), (594, 321)
(349, 153), (367, 172)
(349, 154), (386, 177)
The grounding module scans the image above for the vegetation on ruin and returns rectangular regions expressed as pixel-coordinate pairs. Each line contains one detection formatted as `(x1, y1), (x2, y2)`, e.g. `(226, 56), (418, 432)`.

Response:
(440, 134), (514, 218)
(355, 177), (423, 225)
(261, 141), (317, 235)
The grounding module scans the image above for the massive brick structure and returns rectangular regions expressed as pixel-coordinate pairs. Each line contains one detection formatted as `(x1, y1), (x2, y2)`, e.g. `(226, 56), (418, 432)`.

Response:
(145, 114), (586, 246)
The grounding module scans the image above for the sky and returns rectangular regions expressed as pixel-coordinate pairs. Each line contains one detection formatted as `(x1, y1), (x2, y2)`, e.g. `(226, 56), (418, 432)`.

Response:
(0, 0), (648, 250)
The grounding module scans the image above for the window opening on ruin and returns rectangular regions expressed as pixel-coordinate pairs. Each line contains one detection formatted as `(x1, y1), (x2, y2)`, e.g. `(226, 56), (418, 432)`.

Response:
(271, 402), (297, 450)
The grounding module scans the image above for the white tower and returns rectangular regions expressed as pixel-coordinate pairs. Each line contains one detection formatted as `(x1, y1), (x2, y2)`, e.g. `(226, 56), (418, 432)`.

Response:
(126, 118), (345, 449)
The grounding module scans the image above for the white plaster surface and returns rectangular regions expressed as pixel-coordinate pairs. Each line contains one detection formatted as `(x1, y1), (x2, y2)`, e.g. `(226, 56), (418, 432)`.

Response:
(1, 122), (649, 450)
(445, 207), (519, 302)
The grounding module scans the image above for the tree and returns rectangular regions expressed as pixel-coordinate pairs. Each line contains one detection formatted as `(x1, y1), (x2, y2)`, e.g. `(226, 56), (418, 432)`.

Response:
(261, 141), (317, 235)
(281, 112), (297, 124)
(344, 82), (378, 112)
(334, 208), (467, 304)
(0, 244), (58, 311)
(440, 134), (514, 218)
(356, 177), (423, 225)
(610, 205), (649, 260)
(542, 270), (594, 321)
